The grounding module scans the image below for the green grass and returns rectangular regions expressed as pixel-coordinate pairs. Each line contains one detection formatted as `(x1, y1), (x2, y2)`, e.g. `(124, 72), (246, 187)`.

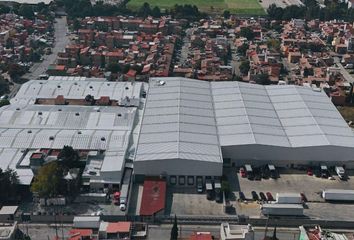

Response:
(126, 0), (266, 15)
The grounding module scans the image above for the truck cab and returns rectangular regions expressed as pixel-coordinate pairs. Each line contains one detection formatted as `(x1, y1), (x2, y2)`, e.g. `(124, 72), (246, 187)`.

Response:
(320, 165), (329, 178)
(245, 164), (253, 180)
(335, 166), (346, 180)
(205, 179), (214, 200)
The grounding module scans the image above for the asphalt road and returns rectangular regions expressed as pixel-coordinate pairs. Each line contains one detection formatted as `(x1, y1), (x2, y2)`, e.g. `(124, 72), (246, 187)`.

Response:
(23, 16), (69, 81)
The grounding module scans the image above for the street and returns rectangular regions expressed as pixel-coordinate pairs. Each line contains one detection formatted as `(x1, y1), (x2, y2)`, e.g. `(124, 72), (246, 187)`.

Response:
(23, 16), (70, 81)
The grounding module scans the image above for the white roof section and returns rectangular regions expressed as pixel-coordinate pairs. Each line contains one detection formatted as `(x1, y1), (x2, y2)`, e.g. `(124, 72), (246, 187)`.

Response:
(211, 81), (354, 148)
(135, 77), (223, 163)
(12, 80), (142, 106)
(0, 206), (18, 215)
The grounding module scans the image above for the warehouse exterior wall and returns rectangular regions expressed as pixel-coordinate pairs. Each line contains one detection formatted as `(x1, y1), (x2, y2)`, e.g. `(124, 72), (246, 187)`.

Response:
(134, 158), (223, 177)
(222, 145), (354, 168)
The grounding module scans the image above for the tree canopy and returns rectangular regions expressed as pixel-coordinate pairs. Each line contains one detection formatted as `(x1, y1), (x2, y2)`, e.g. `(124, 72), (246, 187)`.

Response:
(254, 73), (271, 85)
(31, 162), (64, 198)
(239, 60), (250, 76)
(58, 145), (80, 169)
(240, 28), (254, 41)
(0, 168), (19, 203)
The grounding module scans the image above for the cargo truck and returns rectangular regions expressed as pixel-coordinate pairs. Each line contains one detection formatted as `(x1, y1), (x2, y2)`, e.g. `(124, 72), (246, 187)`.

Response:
(276, 193), (302, 204)
(335, 166), (346, 180)
(261, 204), (304, 216)
(322, 189), (354, 201)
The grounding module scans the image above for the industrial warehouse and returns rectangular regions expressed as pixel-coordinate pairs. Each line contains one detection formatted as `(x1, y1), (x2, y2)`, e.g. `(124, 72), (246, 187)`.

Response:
(2, 76), (354, 189)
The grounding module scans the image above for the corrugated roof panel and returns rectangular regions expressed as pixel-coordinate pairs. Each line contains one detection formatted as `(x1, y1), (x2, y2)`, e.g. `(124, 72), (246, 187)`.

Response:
(280, 117), (317, 127)
(180, 132), (218, 145)
(216, 116), (249, 126)
(217, 124), (252, 135)
(136, 142), (178, 155)
(252, 125), (287, 136)
(243, 101), (275, 110)
(288, 135), (329, 147)
(246, 108), (278, 118)
(214, 108), (247, 117)
(179, 142), (220, 156)
(285, 125), (323, 136)
(180, 123), (217, 135)
(276, 109), (311, 118)
(141, 123), (178, 133)
(180, 115), (215, 125)
(272, 102), (307, 110)
(248, 116), (282, 126)
(138, 132), (178, 143)
(180, 107), (214, 117)
(253, 134), (290, 147)
(219, 133), (255, 146)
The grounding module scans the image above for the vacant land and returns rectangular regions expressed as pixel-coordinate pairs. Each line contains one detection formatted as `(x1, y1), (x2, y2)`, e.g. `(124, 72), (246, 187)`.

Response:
(126, 0), (265, 15)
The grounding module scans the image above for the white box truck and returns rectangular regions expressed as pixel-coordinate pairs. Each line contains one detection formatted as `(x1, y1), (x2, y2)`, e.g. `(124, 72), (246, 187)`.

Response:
(276, 193), (302, 204)
(322, 189), (354, 201)
(335, 166), (345, 180)
(261, 204), (304, 216)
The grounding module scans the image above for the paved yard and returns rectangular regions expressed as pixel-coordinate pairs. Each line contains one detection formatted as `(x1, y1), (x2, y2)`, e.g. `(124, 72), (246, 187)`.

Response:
(166, 187), (224, 216)
(224, 167), (354, 220)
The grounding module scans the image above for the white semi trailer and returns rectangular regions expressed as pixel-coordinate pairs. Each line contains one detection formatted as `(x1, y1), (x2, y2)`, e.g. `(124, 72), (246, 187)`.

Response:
(261, 204), (304, 216)
(322, 189), (354, 202)
(276, 193), (302, 204)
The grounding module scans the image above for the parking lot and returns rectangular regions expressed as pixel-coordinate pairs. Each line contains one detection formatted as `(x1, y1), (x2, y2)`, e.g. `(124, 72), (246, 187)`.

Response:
(224, 167), (354, 220)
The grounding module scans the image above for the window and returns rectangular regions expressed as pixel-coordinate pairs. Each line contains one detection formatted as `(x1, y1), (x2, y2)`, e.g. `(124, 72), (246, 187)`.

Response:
(170, 176), (176, 185)
(187, 176), (194, 185)
(178, 176), (185, 185)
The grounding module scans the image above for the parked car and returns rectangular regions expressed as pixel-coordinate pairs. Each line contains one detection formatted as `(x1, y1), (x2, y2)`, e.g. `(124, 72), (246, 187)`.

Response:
(300, 193), (307, 202)
(266, 192), (274, 201)
(259, 192), (267, 201)
(239, 191), (246, 201)
(239, 167), (246, 178)
(251, 191), (259, 201)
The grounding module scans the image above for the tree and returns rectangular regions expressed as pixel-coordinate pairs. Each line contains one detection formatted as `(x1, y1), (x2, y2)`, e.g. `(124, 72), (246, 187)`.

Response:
(237, 43), (249, 56)
(151, 6), (161, 18)
(18, 4), (35, 19)
(0, 99), (10, 107)
(58, 146), (80, 169)
(31, 162), (63, 198)
(223, 10), (230, 19)
(239, 60), (250, 75)
(0, 168), (19, 203)
(0, 78), (9, 96)
(254, 73), (271, 85)
(7, 63), (26, 80)
(267, 39), (281, 51)
(170, 215), (178, 240)
(138, 2), (151, 18)
(221, 180), (231, 197)
(233, 75), (243, 81)
(106, 63), (121, 73)
(240, 27), (254, 40)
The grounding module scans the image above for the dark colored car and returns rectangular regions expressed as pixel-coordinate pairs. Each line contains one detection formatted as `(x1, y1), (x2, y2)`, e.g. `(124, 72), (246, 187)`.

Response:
(266, 192), (274, 201)
(259, 192), (267, 201)
(239, 191), (246, 201)
(300, 193), (308, 202)
(251, 191), (259, 201)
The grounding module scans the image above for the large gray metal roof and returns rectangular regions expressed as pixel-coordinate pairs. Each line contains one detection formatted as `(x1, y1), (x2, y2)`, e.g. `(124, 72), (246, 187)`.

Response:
(212, 81), (354, 147)
(135, 77), (223, 163)
(136, 78), (354, 160)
